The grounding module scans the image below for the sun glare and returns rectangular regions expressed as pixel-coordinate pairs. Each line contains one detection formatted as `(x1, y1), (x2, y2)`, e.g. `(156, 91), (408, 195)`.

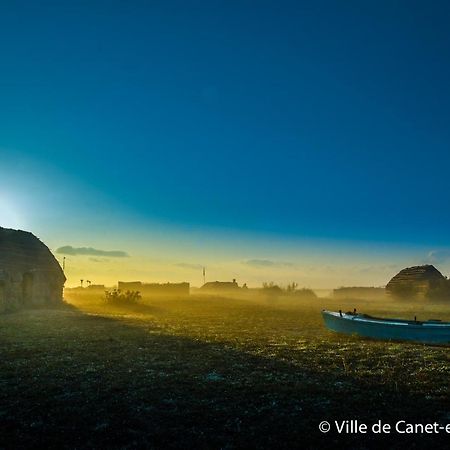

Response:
(0, 196), (25, 229)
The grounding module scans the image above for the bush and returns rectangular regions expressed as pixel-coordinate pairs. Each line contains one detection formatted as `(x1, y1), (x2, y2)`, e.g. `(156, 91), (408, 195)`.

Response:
(104, 289), (141, 305)
(289, 288), (317, 300)
(260, 282), (317, 301)
(261, 282), (283, 295)
(261, 282), (282, 302)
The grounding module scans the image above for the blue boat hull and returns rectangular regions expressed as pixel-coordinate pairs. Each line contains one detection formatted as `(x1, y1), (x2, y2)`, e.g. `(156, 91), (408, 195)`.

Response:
(322, 310), (450, 344)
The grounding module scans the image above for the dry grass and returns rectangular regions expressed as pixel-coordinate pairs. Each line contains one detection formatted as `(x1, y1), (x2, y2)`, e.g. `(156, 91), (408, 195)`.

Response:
(1, 291), (449, 449)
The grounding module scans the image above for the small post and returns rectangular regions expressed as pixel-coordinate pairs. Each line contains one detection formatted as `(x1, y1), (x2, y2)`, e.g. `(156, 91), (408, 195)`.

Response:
(203, 267), (206, 285)
(339, 309), (342, 317)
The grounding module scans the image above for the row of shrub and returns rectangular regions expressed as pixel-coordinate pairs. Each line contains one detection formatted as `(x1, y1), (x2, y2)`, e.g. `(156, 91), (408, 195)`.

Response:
(104, 289), (141, 304)
(261, 282), (317, 299)
(103, 283), (318, 304)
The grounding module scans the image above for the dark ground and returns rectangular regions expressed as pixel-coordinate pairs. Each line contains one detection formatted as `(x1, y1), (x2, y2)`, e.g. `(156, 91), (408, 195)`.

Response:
(1, 293), (449, 449)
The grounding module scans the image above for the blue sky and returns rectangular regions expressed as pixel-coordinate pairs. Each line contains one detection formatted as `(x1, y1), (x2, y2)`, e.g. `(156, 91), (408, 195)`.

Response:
(1, 1), (450, 286)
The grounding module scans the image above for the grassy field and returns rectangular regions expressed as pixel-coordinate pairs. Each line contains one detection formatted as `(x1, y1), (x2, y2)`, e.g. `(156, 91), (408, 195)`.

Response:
(1, 292), (449, 449)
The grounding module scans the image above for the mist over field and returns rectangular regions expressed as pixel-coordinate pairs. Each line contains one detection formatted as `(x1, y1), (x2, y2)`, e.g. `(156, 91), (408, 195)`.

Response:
(2, 285), (449, 448)
(2, 0), (450, 448)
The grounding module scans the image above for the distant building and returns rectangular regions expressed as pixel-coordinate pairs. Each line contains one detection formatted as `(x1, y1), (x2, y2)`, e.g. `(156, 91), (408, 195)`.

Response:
(386, 265), (445, 299)
(0, 227), (66, 312)
(117, 281), (142, 291)
(333, 287), (386, 300)
(117, 281), (190, 296)
(87, 284), (105, 290)
(200, 279), (241, 293)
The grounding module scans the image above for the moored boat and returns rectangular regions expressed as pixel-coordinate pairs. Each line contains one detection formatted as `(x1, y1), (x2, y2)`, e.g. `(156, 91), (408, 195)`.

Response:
(322, 310), (450, 344)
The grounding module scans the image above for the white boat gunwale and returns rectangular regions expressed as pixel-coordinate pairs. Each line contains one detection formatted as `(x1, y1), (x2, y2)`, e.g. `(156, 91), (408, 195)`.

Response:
(321, 310), (450, 344)
(323, 310), (450, 328)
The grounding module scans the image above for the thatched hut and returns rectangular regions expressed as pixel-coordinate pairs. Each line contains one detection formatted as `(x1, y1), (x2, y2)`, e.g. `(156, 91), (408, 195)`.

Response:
(200, 279), (240, 294)
(386, 265), (445, 299)
(0, 227), (66, 312)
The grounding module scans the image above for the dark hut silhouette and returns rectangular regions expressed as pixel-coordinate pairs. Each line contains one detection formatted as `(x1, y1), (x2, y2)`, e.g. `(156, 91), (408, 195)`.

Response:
(200, 279), (240, 293)
(386, 265), (445, 299)
(0, 227), (66, 312)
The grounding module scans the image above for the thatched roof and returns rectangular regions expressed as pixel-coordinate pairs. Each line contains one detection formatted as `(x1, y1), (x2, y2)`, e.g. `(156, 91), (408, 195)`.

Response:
(0, 227), (65, 281)
(386, 265), (444, 291)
